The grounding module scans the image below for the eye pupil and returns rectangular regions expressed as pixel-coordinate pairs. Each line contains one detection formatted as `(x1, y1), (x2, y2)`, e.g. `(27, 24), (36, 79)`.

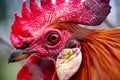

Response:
(51, 35), (56, 40)
(47, 32), (60, 45)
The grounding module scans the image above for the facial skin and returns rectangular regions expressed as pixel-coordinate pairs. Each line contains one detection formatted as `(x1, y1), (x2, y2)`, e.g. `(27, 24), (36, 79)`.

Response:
(9, 26), (81, 61)
(9, 24), (82, 80)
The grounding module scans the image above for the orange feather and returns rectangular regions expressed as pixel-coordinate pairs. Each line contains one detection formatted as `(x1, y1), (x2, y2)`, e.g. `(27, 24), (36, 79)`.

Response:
(54, 23), (120, 80)
(72, 27), (120, 80)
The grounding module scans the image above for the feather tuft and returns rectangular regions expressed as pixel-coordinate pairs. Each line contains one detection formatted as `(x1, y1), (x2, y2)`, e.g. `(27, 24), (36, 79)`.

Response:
(71, 28), (120, 80)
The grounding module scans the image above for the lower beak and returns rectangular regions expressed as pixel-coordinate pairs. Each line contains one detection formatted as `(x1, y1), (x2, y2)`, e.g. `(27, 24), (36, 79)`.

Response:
(8, 49), (35, 63)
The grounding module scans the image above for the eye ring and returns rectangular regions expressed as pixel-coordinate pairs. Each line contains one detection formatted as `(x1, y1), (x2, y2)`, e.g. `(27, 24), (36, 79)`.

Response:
(47, 32), (61, 45)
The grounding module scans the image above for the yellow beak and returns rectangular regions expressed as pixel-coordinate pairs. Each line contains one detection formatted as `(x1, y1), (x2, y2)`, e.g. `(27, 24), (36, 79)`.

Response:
(8, 49), (34, 63)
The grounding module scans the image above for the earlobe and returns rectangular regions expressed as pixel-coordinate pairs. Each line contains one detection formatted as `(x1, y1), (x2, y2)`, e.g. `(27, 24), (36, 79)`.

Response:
(56, 48), (82, 80)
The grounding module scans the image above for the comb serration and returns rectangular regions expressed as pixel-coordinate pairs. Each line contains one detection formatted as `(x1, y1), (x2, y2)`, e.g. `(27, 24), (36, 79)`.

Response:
(22, 0), (30, 19)
(12, 0), (111, 29)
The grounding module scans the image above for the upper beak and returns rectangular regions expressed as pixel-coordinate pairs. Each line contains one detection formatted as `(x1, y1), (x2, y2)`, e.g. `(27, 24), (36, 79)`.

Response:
(8, 49), (35, 63)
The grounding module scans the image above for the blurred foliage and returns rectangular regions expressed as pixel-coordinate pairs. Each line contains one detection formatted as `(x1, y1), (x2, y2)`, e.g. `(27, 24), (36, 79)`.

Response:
(0, 0), (7, 21)
(0, 1), (22, 79)
(0, 37), (21, 80)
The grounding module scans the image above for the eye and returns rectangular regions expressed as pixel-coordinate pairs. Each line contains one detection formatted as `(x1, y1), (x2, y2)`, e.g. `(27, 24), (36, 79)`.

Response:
(47, 32), (61, 45)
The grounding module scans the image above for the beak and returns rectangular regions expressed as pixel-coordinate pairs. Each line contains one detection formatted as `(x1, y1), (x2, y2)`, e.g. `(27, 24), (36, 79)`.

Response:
(8, 49), (35, 63)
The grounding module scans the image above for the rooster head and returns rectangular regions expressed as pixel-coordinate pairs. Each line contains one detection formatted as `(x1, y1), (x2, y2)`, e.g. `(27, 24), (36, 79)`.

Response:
(8, 0), (111, 80)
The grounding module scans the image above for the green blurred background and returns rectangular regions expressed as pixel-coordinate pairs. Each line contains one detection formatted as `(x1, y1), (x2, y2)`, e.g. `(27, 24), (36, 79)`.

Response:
(0, 0), (120, 80)
(0, 0), (24, 80)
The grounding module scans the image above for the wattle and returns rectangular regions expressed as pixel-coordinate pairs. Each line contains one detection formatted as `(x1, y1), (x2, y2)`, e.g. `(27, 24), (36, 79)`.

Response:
(17, 54), (57, 80)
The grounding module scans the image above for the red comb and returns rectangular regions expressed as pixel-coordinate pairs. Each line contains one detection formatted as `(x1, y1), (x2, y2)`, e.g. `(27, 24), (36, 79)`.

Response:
(13, 0), (111, 27)
(11, 0), (111, 48)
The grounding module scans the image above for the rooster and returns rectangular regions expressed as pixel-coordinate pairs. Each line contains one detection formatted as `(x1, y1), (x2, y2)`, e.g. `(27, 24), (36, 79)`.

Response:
(8, 0), (120, 80)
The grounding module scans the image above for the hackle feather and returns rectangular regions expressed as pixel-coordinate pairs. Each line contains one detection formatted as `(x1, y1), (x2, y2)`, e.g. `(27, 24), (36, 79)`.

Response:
(71, 28), (120, 80)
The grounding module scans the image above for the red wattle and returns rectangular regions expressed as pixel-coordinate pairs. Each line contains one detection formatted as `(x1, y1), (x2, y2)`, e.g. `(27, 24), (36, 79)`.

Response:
(17, 54), (56, 80)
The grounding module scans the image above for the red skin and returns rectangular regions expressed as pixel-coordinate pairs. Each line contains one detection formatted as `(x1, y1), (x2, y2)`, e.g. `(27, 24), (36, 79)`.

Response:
(17, 54), (56, 80)
(10, 0), (111, 80)
(11, 0), (110, 48)
(16, 27), (74, 80)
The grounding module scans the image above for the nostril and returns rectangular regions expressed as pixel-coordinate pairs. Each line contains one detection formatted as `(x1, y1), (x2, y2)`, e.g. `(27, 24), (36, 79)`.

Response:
(21, 43), (30, 49)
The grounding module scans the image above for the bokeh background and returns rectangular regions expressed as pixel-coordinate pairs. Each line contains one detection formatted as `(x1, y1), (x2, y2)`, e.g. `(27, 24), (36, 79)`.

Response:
(0, 0), (120, 80)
